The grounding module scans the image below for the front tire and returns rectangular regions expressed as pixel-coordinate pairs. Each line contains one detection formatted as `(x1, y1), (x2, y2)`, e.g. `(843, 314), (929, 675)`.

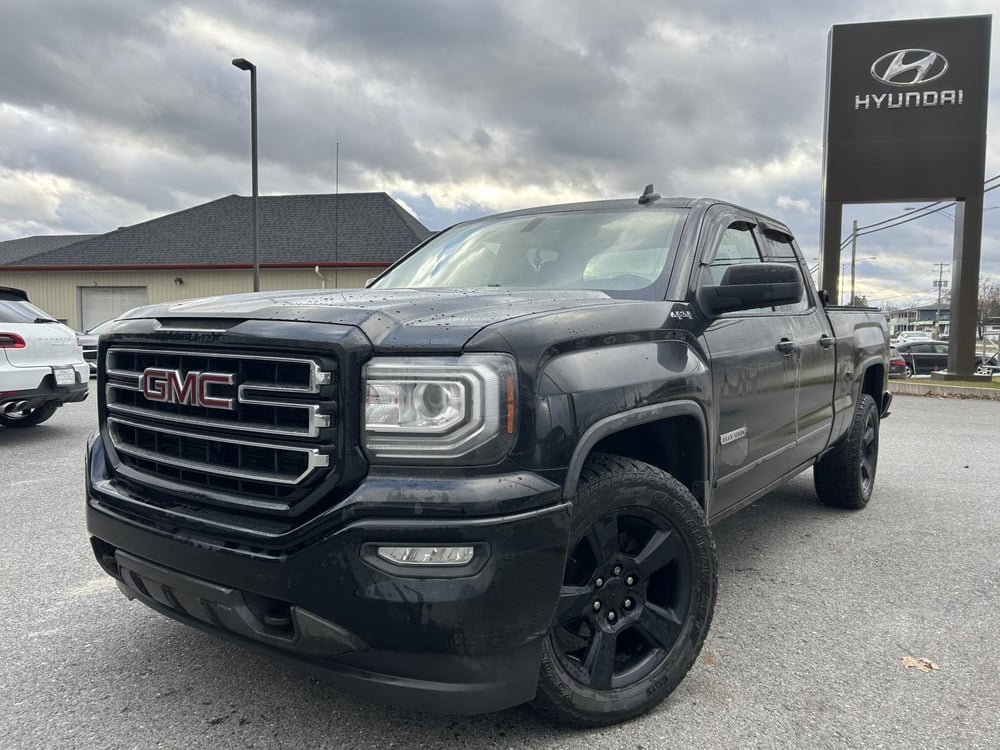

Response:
(0, 401), (59, 428)
(532, 454), (716, 726)
(813, 393), (880, 509)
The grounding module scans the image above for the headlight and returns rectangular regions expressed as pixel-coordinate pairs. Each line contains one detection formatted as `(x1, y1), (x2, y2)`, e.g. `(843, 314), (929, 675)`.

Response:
(363, 354), (517, 463)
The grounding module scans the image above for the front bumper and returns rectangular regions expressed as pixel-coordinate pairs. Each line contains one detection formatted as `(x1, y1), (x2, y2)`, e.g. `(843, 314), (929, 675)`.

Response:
(86, 433), (571, 715)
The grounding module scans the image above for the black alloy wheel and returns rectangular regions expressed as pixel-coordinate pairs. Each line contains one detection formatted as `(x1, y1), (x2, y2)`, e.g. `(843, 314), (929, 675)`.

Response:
(814, 393), (880, 509)
(533, 454), (716, 726)
(857, 401), (878, 498)
(552, 506), (691, 692)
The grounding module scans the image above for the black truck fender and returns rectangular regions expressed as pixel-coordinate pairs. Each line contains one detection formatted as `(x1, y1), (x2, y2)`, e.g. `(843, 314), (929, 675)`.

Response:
(561, 399), (711, 508)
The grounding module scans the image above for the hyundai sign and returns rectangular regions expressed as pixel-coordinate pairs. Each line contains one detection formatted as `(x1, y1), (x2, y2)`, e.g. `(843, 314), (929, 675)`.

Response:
(820, 14), (991, 378)
(823, 14), (990, 202)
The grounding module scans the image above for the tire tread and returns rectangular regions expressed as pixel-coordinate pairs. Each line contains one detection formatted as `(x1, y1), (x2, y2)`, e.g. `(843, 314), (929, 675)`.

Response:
(532, 453), (716, 726)
(814, 393), (879, 509)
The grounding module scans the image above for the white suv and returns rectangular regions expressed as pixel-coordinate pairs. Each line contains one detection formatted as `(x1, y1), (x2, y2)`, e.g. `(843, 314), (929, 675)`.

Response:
(0, 287), (89, 428)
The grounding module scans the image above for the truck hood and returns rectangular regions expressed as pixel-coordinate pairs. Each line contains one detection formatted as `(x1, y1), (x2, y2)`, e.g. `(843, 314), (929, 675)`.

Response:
(124, 288), (629, 351)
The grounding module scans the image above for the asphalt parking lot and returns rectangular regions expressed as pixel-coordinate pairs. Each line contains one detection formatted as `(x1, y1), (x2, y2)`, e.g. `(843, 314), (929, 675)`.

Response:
(2, 386), (997, 749)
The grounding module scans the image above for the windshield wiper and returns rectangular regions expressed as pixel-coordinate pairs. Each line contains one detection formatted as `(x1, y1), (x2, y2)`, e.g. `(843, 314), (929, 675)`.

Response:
(34, 317), (58, 324)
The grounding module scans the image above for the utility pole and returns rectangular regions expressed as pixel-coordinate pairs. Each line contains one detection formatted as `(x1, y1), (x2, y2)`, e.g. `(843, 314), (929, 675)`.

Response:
(933, 262), (950, 339)
(849, 220), (858, 306)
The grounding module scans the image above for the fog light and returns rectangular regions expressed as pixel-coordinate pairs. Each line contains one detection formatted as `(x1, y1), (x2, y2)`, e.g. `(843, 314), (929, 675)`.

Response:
(376, 546), (475, 566)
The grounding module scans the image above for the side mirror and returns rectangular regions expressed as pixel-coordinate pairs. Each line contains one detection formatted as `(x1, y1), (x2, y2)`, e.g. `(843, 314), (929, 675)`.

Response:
(364, 277), (376, 288)
(698, 262), (803, 316)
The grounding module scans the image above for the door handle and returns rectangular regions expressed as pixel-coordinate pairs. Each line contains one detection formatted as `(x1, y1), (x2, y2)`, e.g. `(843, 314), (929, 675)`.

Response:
(777, 338), (798, 355)
(819, 334), (834, 349)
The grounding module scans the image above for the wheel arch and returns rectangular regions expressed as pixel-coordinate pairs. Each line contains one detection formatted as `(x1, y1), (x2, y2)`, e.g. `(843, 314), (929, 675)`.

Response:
(562, 400), (710, 508)
(859, 360), (891, 416)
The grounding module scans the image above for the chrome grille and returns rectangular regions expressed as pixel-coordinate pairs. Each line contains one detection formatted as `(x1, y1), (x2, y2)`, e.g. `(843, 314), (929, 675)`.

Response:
(106, 348), (334, 438)
(104, 346), (338, 504)
(108, 417), (328, 486)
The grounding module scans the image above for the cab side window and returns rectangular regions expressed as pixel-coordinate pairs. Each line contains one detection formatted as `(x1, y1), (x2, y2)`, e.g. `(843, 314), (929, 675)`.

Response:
(705, 223), (763, 285)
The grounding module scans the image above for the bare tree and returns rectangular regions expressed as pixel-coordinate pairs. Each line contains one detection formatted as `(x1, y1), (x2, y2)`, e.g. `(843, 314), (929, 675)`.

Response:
(978, 277), (1000, 339)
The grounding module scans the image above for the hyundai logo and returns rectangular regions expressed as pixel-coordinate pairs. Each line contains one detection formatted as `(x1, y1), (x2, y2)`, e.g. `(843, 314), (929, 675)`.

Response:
(141, 367), (235, 410)
(871, 49), (948, 87)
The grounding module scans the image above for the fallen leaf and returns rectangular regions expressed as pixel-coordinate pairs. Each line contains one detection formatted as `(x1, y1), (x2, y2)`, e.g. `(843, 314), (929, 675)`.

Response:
(902, 656), (939, 673)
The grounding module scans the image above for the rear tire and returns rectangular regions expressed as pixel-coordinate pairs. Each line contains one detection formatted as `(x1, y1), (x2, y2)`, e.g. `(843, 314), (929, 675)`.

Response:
(814, 394), (880, 509)
(532, 454), (716, 726)
(0, 401), (59, 428)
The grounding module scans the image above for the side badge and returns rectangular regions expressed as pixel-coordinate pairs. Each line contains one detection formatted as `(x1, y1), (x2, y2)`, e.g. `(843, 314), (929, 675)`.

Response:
(720, 425), (749, 466)
(720, 426), (748, 445)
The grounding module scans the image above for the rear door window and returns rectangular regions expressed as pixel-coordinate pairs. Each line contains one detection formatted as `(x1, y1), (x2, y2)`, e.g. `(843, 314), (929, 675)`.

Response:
(760, 229), (811, 313)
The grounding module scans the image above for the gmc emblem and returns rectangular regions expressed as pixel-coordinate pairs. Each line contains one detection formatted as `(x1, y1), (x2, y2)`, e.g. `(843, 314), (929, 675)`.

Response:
(140, 368), (235, 410)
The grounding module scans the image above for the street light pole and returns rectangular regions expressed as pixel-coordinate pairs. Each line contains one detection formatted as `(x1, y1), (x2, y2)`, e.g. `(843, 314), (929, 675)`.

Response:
(232, 57), (260, 292)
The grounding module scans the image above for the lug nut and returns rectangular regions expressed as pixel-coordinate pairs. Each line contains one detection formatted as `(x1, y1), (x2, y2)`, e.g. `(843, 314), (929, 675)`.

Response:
(607, 611), (617, 622)
(613, 565), (623, 576)
(624, 598), (634, 610)
(595, 577), (604, 588)
(592, 600), (602, 611)
(625, 575), (636, 586)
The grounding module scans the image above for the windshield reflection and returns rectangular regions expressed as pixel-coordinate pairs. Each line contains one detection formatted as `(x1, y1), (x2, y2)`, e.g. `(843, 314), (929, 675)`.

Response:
(374, 208), (686, 297)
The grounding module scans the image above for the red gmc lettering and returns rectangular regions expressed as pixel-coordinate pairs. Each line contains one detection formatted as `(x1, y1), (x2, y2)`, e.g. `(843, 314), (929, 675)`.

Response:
(140, 368), (234, 410)
(197, 372), (234, 409)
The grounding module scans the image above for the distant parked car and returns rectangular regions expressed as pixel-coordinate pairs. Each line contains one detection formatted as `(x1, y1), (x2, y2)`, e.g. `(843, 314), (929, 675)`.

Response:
(889, 347), (907, 378)
(895, 340), (948, 377)
(0, 287), (89, 427)
(76, 319), (116, 378)
(894, 340), (983, 377)
(976, 351), (999, 376)
(895, 330), (931, 344)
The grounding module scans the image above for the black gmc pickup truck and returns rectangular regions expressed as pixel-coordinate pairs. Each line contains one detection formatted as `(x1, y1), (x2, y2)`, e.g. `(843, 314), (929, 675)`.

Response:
(86, 192), (890, 726)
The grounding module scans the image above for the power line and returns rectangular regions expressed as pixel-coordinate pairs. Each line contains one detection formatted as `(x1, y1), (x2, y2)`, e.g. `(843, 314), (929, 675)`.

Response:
(838, 173), (1000, 244)
(858, 183), (1000, 238)
(856, 202), (956, 238)
(866, 290), (940, 303)
(855, 200), (950, 234)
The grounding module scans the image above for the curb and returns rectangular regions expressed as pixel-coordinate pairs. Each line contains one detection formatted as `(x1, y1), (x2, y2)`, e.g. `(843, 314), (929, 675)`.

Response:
(888, 379), (1000, 400)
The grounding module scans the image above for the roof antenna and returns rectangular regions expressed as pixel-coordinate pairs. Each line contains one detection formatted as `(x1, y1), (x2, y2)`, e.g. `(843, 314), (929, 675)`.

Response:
(638, 184), (661, 205)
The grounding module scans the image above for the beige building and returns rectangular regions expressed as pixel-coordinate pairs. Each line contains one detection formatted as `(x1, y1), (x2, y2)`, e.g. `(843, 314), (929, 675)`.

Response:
(0, 193), (430, 331)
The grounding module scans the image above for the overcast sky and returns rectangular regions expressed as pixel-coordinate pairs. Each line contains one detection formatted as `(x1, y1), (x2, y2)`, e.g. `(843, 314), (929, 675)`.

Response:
(1, 0), (998, 307)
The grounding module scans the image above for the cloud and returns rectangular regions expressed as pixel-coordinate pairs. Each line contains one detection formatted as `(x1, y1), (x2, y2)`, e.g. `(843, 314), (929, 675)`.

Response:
(776, 196), (813, 214)
(0, 0), (998, 307)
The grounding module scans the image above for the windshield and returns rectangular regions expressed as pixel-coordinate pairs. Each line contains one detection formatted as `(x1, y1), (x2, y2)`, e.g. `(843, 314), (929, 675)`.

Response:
(374, 208), (686, 298)
(87, 319), (116, 335)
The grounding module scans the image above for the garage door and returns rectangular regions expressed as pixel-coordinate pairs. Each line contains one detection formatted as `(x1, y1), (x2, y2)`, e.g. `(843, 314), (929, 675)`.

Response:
(80, 286), (148, 331)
